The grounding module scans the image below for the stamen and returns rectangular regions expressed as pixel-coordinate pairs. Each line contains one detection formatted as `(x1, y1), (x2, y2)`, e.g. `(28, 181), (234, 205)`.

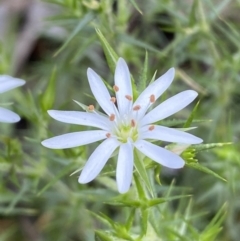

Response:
(133, 105), (141, 111)
(150, 94), (156, 103)
(113, 85), (119, 92)
(149, 125), (155, 131)
(131, 119), (136, 127)
(110, 97), (116, 103)
(88, 105), (95, 111)
(125, 95), (132, 101)
(109, 114), (115, 121)
(106, 133), (111, 138)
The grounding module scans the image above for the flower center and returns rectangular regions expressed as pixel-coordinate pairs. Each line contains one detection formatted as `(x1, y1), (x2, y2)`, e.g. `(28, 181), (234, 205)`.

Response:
(113, 119), (139, 143)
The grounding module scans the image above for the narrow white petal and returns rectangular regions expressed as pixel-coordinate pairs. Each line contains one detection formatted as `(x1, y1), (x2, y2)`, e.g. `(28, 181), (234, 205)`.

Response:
(87, 68), (116, 115)
(78, 138), (120, 183)
(133, 68), (175, 119)
(114, 58), (133, 115)
(134, 140), (184, 169)
(141, 90), (198, 126)
(0, 75), (25, 93)
(48, 110), (111, 130)
(117, 142), (133, 193)
(0, 107), (20, 123)
(41, 130), (107, 149)
(140, 125), (202, 144)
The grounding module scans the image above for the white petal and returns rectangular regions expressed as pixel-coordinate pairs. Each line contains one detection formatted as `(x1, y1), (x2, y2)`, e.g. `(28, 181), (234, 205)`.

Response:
(87, 68), (116, 115)
(0, 75), (25, 94)
(140, 125), (202, 144)
(114, 58), (133, 115)
(48, 110), (111, 130)
(134, 140), (184, 169)
(141, 90), (198, 126)
(78, 138), (120, 183)
(133, 68), (175, 119)
(41, 130), (107, 149)
(0, 107), (20, 123)
(117, 142), (133, 193)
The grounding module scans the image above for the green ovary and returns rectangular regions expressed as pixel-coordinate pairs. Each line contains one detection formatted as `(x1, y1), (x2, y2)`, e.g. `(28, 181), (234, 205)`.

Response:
(115, 124), (139, 143)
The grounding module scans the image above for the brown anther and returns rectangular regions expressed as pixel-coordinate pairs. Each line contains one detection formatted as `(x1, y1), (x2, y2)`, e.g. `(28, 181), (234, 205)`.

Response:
(113, 85), (119, 92)
(109, 114), (115, 121)
(106, 133), (111, 138)
(149, 125), (155, 131)
(133, 105), (141, 111)
(150, 94), (156, 103)
(88, 105), (95, 111)
(131, 119), (136, 127)
(110, 97), (116, 103)
(125, 95), (132, 101)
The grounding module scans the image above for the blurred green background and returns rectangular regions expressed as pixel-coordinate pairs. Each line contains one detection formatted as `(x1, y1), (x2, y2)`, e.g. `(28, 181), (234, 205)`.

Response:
(0, 0), (239, 240)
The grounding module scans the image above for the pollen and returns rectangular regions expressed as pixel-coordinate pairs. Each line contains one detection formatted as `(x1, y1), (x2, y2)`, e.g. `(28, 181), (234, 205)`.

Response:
(133, 105), (141, 111)
(88, 105), (95, 111)
(125, 95), (132, 101)
(109, 114), (115, 121)
(131, 119), (136, 127)
(150, 94), (156, 103)
(149, 125), (155, 131)
(113, 85), (119, 92)
(110, 97), (116, 103)
(106, 133), (111, 138)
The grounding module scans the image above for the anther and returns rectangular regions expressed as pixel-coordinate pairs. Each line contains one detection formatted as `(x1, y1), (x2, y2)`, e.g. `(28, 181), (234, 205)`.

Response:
(110, 97), (116, 103)
(149, 125), (155, 131)
(131, 119), (136, 127)
(109, 114), (115, 121)
(133, 105), (141, 111)
(88, 105), (95, 111)
(106, 133), (111, 138)
(113, 85), (119, 92)
(150, 94), (156, 103)
(125, 95), (132, 101)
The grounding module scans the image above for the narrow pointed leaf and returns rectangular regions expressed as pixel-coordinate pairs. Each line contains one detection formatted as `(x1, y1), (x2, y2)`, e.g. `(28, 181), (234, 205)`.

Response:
(186, 163), (226, 182)
(184, 100), (200, 128)
(134, 150), (154, 197)
(95, 28), (118, 73)
(54, 13), (94, 56)
(193, 142), (232, 152)
(138, 51), (148, 92)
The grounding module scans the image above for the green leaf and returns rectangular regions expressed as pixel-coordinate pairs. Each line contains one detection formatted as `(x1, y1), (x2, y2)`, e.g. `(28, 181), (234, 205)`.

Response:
(186, 163), (227, 182)
(189, 0), (198, 26)
(40, 67), (57, 111)
(193, 142), (232, 152)
(54, 12), (94, 56)
(95, 231), (114, 241)
(134, 150), (154, 197)
(37, 163), (75, 196)
(147, 195), (191, 207)
(126, 209), (136, 231)
(183, 100), (200, 128)
(138, 51), (148, 92)
(95, 28), (118, 73)
(160, 118), (211, 127)
(140, 208), (148, 237)
(129, 0), (143, 14)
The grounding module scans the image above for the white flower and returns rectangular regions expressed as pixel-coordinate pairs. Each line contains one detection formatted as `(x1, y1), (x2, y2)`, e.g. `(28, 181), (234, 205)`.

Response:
(0, 75), (26, 123)
(42, 58), (202, 193)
